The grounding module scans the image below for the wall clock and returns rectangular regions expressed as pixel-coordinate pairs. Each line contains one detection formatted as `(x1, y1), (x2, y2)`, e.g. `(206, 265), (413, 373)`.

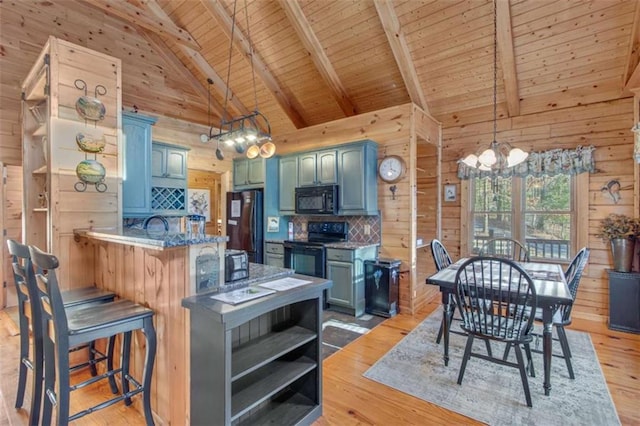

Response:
(378, 155), (407, 183)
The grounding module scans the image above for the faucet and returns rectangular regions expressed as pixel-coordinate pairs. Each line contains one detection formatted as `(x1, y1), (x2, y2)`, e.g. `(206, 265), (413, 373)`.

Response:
(143, 215), (169, 231)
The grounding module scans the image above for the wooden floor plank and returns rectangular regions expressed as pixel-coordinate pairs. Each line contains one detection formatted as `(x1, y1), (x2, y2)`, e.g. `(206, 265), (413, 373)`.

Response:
(1, 301), (638, 425)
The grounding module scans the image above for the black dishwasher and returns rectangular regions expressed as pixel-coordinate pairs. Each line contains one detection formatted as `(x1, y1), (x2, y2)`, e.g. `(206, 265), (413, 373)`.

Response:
(365, 258), (401, 317)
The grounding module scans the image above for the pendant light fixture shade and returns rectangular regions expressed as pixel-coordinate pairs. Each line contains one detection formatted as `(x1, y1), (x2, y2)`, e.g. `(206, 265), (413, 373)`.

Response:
(459, 1), (528, 172)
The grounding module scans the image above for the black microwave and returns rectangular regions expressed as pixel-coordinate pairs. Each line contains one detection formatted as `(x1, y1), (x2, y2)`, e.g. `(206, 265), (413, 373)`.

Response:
(295, 184), (338, 215)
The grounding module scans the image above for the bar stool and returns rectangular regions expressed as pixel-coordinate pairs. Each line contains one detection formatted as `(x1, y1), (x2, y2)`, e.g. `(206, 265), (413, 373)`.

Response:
(7, 239), (117, 424)
(29, 245), (157, 426)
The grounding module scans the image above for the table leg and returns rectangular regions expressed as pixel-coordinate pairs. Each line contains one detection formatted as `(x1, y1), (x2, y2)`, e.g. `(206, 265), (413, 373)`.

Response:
(542, 305), (553, 396)
(442, 291), (453, 366)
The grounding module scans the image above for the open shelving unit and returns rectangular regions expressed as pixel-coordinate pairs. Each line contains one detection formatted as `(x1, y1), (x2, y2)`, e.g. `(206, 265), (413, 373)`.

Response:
(187, 284), (327, 426)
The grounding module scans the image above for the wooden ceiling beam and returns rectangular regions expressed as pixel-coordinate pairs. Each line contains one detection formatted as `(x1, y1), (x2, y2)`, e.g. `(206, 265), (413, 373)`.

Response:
(199, 0), (307, 129)
(277, 0), (357, 117)
(496, 0), (520, 117)
(373, 0), (428, 113)
(80, 0), (201, 50)
(623, 1), (640, 93)
(140, 30), (226, 124)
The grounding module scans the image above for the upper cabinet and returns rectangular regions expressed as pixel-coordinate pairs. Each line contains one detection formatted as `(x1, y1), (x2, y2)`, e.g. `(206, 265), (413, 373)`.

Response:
(337, 141), (378, 215)
(233, 157), (265, 190)
(298, 150), (337, 186)
(276, 141), (378, 216)
(123, 112), (156, 216)
(122, 114), (189, 217)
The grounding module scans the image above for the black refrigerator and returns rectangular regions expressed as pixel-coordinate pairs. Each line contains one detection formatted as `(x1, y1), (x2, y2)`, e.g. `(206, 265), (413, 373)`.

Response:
(226, 189), (264, 264)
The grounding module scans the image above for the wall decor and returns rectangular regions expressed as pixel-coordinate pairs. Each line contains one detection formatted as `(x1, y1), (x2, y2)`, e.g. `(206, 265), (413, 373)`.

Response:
(601, 179), (622, 204)
(267, 216), (280, 232)
(188, 188), (211, 222)
(444, 184), (457, 202)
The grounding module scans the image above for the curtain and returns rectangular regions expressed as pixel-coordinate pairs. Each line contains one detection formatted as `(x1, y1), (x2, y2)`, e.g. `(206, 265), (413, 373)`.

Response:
(457, 145), (595, 180)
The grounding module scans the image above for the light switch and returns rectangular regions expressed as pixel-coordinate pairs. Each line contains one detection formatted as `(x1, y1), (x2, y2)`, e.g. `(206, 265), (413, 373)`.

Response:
(364, 224), (371, 235)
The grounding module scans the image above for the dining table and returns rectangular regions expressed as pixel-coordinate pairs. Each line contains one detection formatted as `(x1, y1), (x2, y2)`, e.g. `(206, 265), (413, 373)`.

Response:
(426, 257), (572, 396)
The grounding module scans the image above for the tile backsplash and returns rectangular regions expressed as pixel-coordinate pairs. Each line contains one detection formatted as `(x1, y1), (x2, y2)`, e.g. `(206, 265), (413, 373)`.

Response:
(290, 215), (381, 244)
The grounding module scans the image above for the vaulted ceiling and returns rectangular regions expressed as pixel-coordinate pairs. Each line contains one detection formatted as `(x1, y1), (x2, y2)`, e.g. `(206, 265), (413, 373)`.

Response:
(2, 0), (639, 138)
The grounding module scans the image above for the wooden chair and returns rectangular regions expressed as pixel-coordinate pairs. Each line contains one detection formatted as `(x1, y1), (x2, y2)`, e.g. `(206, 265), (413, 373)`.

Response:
(505, 247), (590, 379)
(6, 239), (117, 425)
(29, 245), (157, 426)
(430, 239), (455, 343)
(480, 237), (530, 262)
(455, 257), (537, 407)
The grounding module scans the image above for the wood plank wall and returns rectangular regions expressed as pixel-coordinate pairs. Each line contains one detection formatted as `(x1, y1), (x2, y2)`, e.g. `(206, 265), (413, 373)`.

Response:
(1, 165), (22, 307)
(441, 98), (636, 322)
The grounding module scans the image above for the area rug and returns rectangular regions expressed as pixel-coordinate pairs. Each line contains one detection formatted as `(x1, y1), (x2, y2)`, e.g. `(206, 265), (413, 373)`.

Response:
(322, 309), (386, 360)
(363, 310), (620, 426)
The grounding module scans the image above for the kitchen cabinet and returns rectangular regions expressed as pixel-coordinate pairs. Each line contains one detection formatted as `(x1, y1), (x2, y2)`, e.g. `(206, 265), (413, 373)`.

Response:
(152, 142), (187, 180)
(183, 277), (330, 425)
(607, 270), (640, 333)
(298, 150), (337, 186)
(326, 245), (378, 317)
(21, 37), (121, 263)
(233, 157), (265, 190)
(337, 141), (378, 215)
(123, 112), (157, 216)
(278, 155), (299, 214)
(265, 242), (285, 268)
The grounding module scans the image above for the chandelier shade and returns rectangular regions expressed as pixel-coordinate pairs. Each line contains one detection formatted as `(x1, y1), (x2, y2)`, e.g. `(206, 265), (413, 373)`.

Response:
(459, 0), (528, 172)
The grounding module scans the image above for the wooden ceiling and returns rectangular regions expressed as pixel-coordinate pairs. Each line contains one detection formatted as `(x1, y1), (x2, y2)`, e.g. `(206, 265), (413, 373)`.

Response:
(1, 0), (639, 137)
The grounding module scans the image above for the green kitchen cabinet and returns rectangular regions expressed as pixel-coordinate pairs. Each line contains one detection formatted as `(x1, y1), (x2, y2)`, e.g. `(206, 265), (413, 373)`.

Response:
(150, 141), (189, 215)
(122, 112), (157, 216)
(152, 142), (188, 180)
(326, 245), (378, 317)
(337, 141), (378, 215)
(264, 242), (285, 268)
(298, 149), (337, 186)
(233, 157), (265, 190)
(278, 155), (298, 214)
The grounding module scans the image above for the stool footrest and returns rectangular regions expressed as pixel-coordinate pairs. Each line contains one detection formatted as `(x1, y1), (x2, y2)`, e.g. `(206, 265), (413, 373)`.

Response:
(70, 368), (121, 392)
(67, 374), (145, 422)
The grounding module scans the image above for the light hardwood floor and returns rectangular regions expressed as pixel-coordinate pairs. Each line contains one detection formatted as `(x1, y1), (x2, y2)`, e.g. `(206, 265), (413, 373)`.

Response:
(1, 301), (638, 425)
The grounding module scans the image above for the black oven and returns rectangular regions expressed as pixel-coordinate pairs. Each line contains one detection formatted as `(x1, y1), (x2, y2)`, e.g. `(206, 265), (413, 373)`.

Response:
(283, 242), (326, 278)
(294, 184), (338, 215)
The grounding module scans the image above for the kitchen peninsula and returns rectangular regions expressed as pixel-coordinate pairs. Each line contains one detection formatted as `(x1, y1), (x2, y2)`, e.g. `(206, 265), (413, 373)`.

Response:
(78, 228), (322, 425)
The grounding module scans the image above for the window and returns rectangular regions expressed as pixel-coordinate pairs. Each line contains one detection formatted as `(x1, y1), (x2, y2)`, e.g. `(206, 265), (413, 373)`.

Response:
(470, 175), (575, 262)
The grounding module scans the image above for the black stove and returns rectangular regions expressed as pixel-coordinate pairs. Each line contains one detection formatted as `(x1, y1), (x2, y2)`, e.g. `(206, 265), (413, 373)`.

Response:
(283, 221), (348, 278)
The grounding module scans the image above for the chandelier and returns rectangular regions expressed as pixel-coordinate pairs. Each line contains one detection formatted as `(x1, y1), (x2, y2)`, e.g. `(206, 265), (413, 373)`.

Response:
(202, 0), (275, 160)
(460, 0), (528, 171)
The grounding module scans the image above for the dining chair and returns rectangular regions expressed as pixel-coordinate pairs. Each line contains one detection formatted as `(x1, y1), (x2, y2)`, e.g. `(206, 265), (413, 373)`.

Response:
(430, 239), (455, 343)
(6, 239), (117, 425)
(455, 256), (537, 407)
(479, 237), (530, 262)
(29, 245), (157, 426)
(505, 247), (590, 379)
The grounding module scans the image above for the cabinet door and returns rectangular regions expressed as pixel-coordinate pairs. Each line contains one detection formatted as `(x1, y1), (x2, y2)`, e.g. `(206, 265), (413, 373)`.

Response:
(279, 156), (298, 213)
(233, 160), (248, 186)
(338, 147), (366, 211)
(123, 114), (154, 215)
(327, 260), (354, 307)
(151, 145), (166, 178)
(316, 150), (337, 184)
(298, 153), (317, 186)
(264, 253), (284, 268)
(247, 158), (265, 185)
(165, 148), (187, 179)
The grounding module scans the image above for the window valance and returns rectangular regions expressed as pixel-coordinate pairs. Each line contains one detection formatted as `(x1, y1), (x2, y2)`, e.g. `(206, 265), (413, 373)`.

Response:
(457, 145), (595, 180)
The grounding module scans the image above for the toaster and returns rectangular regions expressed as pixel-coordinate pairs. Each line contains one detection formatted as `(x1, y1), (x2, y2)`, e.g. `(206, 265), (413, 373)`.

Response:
(224, 250), (249, 282)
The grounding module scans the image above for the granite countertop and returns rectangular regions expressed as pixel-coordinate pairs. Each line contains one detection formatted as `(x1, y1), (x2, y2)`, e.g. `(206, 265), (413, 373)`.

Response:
(78, 228), (229, 250)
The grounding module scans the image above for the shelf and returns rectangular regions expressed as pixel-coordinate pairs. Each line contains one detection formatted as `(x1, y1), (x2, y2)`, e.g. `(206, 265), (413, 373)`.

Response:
(236, 391), (316, 426)
(33, 208), (48, 212)
(33, 124), (47, 136)
(231, 357), (316, 420)
(32, 165), (47, 175)
(232, 326), (316, 380)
